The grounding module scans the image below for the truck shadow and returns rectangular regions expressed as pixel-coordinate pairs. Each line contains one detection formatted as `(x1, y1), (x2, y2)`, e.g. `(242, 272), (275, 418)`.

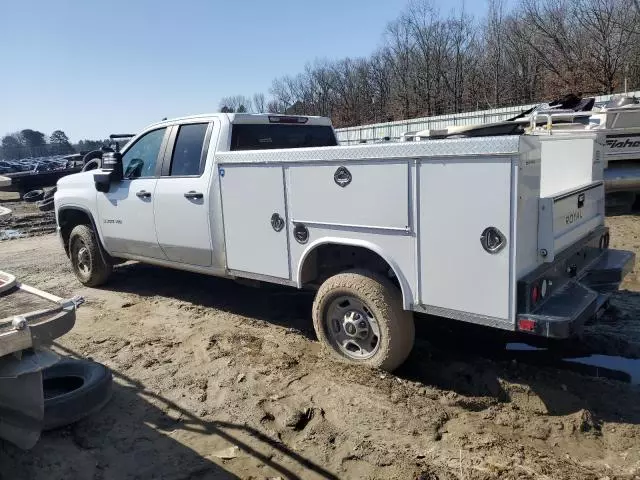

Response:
(1, 343), (340, 480)
(398, 316), (640, 426)
(104, 262), (640, 427)
(104, 262), (318, 337)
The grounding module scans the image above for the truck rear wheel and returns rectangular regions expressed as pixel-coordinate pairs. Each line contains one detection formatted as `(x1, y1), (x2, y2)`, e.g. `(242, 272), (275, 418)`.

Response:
(69, 224), (112, 287)
(312, 269), (415, 372)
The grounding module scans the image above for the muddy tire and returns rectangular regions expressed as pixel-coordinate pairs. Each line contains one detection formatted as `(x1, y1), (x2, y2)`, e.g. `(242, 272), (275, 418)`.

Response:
(69, 224), (112, 287)
(312, 269), (415, 372)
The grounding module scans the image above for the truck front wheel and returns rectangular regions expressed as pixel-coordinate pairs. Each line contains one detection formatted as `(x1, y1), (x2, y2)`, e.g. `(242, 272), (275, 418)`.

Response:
(312, 269), (415, 372)
(69, 225), (112, 287)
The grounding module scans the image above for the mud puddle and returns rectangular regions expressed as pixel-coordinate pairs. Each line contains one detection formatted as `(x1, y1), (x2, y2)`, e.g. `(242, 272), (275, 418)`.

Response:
(0, 229), (24, 240)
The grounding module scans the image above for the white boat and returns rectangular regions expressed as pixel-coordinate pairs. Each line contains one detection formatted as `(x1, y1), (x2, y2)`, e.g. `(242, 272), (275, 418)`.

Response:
(402, 94), (640, 211)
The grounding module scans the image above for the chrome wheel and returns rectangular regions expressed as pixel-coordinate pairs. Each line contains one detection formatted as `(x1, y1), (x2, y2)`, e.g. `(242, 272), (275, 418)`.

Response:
(73, 242), (91, 277)
(325, 295), (380, 360)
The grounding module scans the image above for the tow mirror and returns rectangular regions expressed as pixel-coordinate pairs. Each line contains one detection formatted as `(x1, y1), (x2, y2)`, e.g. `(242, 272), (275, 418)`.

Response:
(102, 152), (123, 182)
(93, 151), (123, 193)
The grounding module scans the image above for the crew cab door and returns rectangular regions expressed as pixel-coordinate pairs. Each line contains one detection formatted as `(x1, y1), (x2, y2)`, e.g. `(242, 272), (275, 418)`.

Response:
(96, 127), (168, 259)
(153, 122), (214, 266)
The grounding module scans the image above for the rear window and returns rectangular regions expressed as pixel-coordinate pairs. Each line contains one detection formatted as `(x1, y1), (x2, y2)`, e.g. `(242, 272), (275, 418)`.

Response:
(230, 125), (337, 151)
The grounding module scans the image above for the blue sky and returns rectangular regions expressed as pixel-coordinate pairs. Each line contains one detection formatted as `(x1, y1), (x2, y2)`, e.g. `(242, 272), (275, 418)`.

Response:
(0, 0), (492, 142)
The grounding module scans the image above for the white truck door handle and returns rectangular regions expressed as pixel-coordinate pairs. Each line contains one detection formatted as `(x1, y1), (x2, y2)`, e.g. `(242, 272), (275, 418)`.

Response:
(135, 190), (151, 199)
(184, 191), (204, 200)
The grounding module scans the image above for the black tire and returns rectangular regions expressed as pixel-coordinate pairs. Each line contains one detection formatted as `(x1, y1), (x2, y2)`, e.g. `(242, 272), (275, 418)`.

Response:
(43, 358), (113, 431)
(23, 189), (44, 203)
(43, 186), (57, 201)
(312, 269), (415, 372)
(82, 149), (103, 165)
(37, 198), (55, 212)
(82, 158), (101, 172)
(69, 224), (113, 286)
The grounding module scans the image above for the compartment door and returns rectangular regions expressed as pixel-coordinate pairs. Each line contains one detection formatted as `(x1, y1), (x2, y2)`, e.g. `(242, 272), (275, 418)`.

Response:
(220, 165), (290, 279)
(419, 158), (513, 320)
(538, 181), (604, 262)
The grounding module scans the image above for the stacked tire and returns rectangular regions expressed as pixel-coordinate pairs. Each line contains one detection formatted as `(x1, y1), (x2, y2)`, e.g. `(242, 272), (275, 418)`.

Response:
(36, 187), (56, 212)
(22, 189), (44, 203)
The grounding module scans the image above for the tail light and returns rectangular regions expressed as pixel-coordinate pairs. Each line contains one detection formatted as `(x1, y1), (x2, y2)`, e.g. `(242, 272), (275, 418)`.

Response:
(268, 116), (308, 124)
(518, 318), (537, 332)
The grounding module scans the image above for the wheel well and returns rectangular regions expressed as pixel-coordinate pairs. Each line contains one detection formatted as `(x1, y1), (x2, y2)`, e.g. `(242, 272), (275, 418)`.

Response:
(58, 209), (93, 255)
(300, 243), (401, 290)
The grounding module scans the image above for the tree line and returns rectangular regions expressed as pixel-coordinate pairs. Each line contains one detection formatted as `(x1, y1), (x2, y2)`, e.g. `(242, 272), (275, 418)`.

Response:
(0, 129), (108, 160)
(220, 0), (640, 128)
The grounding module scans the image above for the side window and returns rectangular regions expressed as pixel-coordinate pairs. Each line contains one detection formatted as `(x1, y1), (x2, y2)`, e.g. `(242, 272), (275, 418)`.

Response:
(169, 123), (209, 176)
(121, 128), (166, 179)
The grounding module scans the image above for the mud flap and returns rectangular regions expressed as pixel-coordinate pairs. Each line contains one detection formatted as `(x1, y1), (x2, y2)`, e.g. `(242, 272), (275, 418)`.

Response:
(0, 349), (59, 449)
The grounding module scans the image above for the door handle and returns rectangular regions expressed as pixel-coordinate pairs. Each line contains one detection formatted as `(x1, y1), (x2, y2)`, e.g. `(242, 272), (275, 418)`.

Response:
(136, 190), (151, 199)
(184, 191), (204, 199)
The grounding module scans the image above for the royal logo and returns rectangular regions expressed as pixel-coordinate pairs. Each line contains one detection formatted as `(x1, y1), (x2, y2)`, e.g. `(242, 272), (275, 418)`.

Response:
(565, 210), (583, 225)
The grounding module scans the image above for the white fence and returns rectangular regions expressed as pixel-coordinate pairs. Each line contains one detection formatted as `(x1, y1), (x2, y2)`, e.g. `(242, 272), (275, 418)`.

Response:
(334, 91), (640, 145)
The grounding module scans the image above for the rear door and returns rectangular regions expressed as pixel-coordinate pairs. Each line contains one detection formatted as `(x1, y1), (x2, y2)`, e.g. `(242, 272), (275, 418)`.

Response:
(96, 127), (169, 259)
(154, 121), (215, 266)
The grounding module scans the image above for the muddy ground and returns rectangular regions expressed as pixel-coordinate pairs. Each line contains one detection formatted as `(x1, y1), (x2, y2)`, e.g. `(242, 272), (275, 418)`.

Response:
(0, 191), (56, 240)
(0, 215), (639, 479)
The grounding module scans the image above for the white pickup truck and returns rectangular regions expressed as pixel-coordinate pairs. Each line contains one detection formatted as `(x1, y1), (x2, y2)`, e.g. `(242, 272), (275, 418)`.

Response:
(54, 113), (635, 371)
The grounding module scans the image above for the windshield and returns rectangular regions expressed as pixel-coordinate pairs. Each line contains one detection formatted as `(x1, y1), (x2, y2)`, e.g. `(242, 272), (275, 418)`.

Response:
(230, 124), (337, 151)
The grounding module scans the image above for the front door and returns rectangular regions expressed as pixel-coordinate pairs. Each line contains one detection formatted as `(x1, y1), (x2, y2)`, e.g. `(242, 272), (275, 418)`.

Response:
(154, 122), (214, 266)
(97, 127), (168, 259)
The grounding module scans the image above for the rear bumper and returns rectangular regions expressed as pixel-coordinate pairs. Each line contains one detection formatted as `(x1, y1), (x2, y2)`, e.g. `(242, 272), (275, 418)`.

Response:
(516, 228), (635, 338)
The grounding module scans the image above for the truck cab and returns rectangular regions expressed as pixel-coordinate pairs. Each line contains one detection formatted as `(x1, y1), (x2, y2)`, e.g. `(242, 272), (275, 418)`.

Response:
(55, 114), (337, 267)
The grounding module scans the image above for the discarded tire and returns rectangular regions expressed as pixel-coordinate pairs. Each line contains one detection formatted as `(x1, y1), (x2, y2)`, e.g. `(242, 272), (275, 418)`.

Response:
(37, 198), (54, 211)
(23, 189), (44, 203)
(43, 186), (57, 201)
(43, 358), (113, 431)
(82, 158), (101, 172)
(82, 149), (103, 165)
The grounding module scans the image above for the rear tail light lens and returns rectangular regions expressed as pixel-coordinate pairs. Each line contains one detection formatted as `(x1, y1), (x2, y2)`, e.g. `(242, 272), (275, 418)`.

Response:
(518, 318), (537, 332)
(268, 116), (308, 124)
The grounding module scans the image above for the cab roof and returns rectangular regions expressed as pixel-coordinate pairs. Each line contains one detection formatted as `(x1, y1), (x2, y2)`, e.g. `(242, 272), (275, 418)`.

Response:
(147, 113), (333, 129)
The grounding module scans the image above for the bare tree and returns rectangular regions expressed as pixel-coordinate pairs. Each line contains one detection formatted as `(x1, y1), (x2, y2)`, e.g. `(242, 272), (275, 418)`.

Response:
(218, 95), (253, 113)
(215, 0), (640, 128)
(252, 93), (266, 113)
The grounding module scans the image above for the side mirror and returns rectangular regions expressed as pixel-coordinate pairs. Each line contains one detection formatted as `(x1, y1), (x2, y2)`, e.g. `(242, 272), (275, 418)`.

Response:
(102, 151), (123, 182)
(93, 172), (111, 193)
(93, 151), (123, 193)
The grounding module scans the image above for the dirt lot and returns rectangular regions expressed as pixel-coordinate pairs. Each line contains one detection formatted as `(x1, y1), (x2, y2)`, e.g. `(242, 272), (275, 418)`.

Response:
(0, 215), (640, 480)
(0, 191), (56, 240)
